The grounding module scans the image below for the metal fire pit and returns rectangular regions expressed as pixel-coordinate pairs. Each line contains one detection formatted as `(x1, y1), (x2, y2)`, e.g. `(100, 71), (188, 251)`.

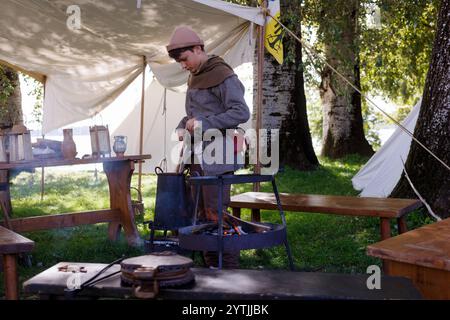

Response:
(178, 174), (295, 270)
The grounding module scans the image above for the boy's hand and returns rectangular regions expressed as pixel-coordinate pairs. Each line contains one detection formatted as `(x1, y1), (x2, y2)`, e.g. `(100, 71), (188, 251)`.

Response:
(185, 118), (197, 133)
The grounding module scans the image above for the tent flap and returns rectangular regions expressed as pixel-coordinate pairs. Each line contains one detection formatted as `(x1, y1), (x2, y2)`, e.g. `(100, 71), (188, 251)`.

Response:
(352, 99), (422, 197)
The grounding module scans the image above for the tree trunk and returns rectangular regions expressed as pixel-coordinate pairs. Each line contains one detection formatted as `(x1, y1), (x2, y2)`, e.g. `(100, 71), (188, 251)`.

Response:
(0, 65), (23, 128)
(0, 65), (22, 216)
(319, 0), (374, 158)
(253, 0), (319, 171)
(390, 0), (450, 219)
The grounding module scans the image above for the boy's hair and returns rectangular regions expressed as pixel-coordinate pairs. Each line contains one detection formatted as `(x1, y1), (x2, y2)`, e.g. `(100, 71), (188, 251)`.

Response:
(168, 45), (205, 60)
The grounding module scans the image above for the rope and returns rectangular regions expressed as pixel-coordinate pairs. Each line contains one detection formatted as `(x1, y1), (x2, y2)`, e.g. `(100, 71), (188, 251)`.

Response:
(158, 88), (168, 172)
(264, 10), (450, 173)
(401, 158), (441, 221)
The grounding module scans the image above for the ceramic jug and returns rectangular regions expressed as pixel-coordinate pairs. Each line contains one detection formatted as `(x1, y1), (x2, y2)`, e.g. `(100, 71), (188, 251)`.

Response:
(113, 135), (127, 157)
(62, 128), (77, 159)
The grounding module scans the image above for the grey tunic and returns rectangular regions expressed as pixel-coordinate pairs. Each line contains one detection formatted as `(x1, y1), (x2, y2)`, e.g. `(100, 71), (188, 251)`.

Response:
(176, 74), (250, 175)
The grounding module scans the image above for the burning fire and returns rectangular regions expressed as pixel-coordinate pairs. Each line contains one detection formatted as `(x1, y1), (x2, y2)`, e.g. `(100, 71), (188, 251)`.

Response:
(192, 210), (271, 236)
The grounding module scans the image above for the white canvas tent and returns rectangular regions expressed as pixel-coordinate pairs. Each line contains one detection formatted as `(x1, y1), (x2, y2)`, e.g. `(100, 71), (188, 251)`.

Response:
(113, 77), (187, 173)
(352, 99), (422, 197)
(0, 0), (263, 134)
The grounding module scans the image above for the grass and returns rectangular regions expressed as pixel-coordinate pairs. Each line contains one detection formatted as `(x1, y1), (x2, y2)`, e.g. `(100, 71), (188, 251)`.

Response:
(0, 155), (430, 298)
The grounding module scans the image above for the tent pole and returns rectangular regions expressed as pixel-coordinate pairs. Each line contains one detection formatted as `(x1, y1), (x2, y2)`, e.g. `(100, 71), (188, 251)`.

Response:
(254, 1), (267, 192)
(138, 56), (146, 194)
(40, 76), (47, 202)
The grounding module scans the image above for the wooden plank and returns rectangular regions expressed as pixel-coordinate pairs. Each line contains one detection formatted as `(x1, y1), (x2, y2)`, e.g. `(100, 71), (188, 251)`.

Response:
(0, 154), (151, 170)
(23, 263), (422, 300)
(2, 209), (121, 233)
(0, 226), (34, 254)
(367, 218), (450, 272)
(230, 192), (422, 218)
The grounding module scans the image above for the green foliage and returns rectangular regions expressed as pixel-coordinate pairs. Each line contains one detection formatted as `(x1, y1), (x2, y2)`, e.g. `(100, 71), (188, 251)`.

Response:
(391, 104), (414, 123)
(0, 66), (17, 122)
(301, 0), (438, 105)
(302, 0), (361, 72)
(362, 101), (384, 149)
(22, 75), (44, 126)
(0, 67), (15, 105)
(360, 0), (438, 105)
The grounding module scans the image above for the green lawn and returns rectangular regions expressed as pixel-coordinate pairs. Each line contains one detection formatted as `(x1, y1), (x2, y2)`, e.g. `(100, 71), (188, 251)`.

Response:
(0, 155), (429, 298)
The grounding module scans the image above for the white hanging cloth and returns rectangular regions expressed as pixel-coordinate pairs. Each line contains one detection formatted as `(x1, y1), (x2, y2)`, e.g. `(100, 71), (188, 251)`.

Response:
(352, 99), (422, 197)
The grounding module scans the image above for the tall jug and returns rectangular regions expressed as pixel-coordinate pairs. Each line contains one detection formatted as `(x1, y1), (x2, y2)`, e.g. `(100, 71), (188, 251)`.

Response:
(62, 129), (77, 159)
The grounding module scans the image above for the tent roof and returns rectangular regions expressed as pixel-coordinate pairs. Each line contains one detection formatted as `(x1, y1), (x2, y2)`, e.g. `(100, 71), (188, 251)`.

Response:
(0, 0), (263, 133)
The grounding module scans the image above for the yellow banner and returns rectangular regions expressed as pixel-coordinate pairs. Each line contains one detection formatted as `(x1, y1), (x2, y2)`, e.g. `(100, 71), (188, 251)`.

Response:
(264, 1), (283, 64)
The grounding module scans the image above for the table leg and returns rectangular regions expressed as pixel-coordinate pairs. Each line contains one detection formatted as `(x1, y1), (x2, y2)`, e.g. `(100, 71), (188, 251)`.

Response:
(380, 218), (391, 240)
(397, 217), (408, 234)
(232, 207), (241, 219)
(251, 209), (261, 222)
(382, 260), (392, 275)
(103, 160), (141, 246)
(3, 254), (18, 300)
(380, 218), (392, 275)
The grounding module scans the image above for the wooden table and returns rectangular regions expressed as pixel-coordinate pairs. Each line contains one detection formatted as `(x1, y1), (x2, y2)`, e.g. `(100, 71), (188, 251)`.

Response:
(22, 262), (422, 300)
(230, 192), (423, 240)
(367, 218), (450, 299)
(0, 155), (151, 246)
(0, 225), (34, 299)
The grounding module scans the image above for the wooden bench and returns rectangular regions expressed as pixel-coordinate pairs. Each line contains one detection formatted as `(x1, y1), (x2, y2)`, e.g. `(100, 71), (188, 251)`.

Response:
(0, 225), (34, 300)
(229, 192), (423, 240)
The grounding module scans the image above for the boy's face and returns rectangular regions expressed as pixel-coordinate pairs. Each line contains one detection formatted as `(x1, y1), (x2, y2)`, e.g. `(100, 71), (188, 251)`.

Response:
(175, 46), (204, 73)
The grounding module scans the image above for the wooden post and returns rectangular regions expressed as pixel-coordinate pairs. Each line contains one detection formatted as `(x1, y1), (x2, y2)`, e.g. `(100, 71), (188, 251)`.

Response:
(40, 163), (45, 201)
(40, 76), (47, 202)
(3, 254), (19, 300)
(138, 56), (146, 194)
(253, 1), (267, 192)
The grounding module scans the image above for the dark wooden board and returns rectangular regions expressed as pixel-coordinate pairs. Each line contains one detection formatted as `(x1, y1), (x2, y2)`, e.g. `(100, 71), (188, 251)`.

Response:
(23, 262), (422, 300)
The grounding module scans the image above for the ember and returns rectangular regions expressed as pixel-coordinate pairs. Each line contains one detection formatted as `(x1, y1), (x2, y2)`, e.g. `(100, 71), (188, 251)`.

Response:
(192, 212), (271, 236)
